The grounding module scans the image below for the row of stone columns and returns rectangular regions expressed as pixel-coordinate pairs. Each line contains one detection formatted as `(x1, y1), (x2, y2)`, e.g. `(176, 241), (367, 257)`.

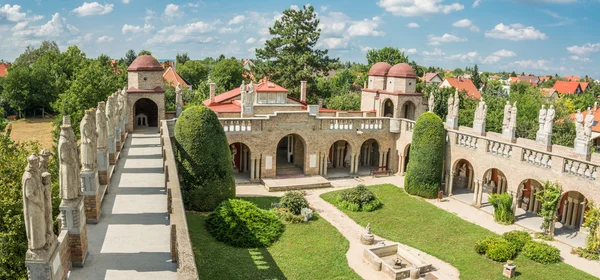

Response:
(239, 147), (249, 173)
(561, 198), (586, 229)
(472, 180), (484, 208)
(249, 157), (260, 181)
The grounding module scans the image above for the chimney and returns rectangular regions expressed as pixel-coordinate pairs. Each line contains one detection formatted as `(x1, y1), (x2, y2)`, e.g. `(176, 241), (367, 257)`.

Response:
(209, 83), (216, 104)
(300, 80), (307, 102)
(318, 98), (323, 108)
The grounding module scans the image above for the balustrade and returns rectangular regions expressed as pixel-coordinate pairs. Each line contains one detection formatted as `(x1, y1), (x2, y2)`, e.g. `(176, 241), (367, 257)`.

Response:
(521, 148), (552, 168)
(360, 119), (384, 130)
(563, 159), (598, 181)
(221, 120), (253, 132)
(456, 133), (478, 149)
(405, 120), (415, 132)
(329, 119), (353, 130)
(486, 140), (512, 158)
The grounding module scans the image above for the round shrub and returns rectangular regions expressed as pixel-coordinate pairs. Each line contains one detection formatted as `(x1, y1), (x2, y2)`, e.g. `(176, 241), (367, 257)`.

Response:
(174, 106), (235, 211)
(337, 185), (382, 212)
(404, 112), (445, 198)
(486, 238), (516, 262)
(280, 191), (309, 215)
(502, 230), (532, 253)
(523, 241), (561, 264)
(206, 199), (284, 247)
(475, 235), (503, 255)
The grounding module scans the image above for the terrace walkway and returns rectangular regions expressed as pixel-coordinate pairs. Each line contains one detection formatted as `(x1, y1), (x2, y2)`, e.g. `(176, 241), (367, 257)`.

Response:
(70, 129), (176, 280)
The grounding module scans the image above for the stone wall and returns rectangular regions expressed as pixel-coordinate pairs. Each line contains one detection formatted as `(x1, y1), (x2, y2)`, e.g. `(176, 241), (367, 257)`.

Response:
(69, 225), (87, 266)
(58, 230), (71, 278)
(127, 93), (165, 132)
(128, 71), (163, 91)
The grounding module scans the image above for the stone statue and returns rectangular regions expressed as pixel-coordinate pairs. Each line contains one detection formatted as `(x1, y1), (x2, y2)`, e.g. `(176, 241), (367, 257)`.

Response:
(80, 110), (96, 171)
(575, 109), (585, 141)
(122, 87), (129, 125)
(452, 92), (460, 117)
(23, 154), (47, 250)
(509, 102), (518, 130)
(59, 123), (81, 200)
(106, 95), (115, 138)
(344, 145), (353, 167)
(459, 164), (467, 177)
(428, 94), (435, 113)
(447, 94), (455, 118)
(247, 81), (255, 94)
(538, 105), (547, 133)
(585, 107), (595, 139)
(360, 222), (374, 245)
(111, 93), (120, 131)
(544, 105), (555, 134)
(366, 223), (371, 234)
(97, 102), (108, 150)
(39, 150), (54, 245)
(230, 144), (237, 169)
(502, 101), (511, 129)
(240, 81), (246, 94)
(475, 98), (487, 121)
(176, 83), (183, 107)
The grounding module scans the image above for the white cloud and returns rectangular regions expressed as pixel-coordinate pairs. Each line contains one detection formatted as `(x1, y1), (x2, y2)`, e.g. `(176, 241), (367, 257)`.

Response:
(0, 4), (27, 22)
(219, 26), (243, 33)
(482, 49), (516, 64)
(317, 11), (384, 50)
(320, 6), (328, 12)
(147, 21), (214, 44)
(245, 37), (256, 44)
(377, 0), (464, 17)
(228, 15), (245, 25)
(511, 59), (555, 71)
(13, 13), (78, 38)
(122, 0), (130, 3)
(448, 51), (478, 62)
(97, 35), (113, 43)
(473, 0), (482, 7)
(401, 48), (417, 54)
(290, 5), (299, 11)
(566, 42), (600, 56)
(186, 2), (201, 8)
(427, 33), (466, 45)
(423, 48), (445, 56)
(164, 4), (183, 19)
(122, 23), (154, 34)
(481, 56), (501, 64)
(407, 22), (419, 28)
(72, 2), (114, 17)
(360, 46), (373, 53)
(485, 23), (547, 41)
(67, 33), (93, 45)
(318, 12), (349, 36)
(347, 16), (384, 37)
(319, 37), (349, 49)
(452, 19), (479, 32)
(492, 49), (517, 57)
(570, 55), (590, 62)
(12, 22), (28, 31)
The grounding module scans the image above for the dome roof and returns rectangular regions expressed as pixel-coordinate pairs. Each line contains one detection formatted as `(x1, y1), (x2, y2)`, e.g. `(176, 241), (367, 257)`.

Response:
(127, 55), (163, 71)
(368, 62), (392, 76)
(387, 63), (416, 78)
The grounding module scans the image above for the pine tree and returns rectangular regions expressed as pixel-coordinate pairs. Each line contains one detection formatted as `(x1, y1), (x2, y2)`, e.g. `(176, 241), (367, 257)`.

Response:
(472, 64), (482, 89)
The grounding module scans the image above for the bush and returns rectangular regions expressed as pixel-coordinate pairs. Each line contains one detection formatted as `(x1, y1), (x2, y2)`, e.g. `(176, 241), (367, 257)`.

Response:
(174, 106), (235, 211)
(503, 230), (532, 253)
(404, 112), (445, 198)
(475, 235), (516, 262)
(489, 193), (515, 224)
(337, 185), (382, 212)
(475, 235), (500, 255)
(572, 247), (600, 260)
(522, 241), (561, 264)
(280, 191), (309, 215)
(206, 199), (284, 247)
(271, 208), (305, 223)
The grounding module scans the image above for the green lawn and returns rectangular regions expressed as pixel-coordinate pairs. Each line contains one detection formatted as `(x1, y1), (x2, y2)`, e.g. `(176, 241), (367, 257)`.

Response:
(186, 197), (361, 280)
(321, 184), (596, 280)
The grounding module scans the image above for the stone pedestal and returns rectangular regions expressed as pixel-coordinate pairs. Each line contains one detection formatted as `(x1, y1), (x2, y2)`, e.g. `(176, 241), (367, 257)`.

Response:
(97, 148), (109, 185)
(502, 128), (516, 143)
(59, 196), (88, 267)
(574, 140), (590, 157)
(360, 233), (375, 245)
(503, 263), (516, 278)
(25, 240), (64, 280)
(108, 136), (116, 165)
(176, 106), (182, 117)
(473, 120), (486, 136)
(446, 117), (458, 130)
(120, 121), (126, 143)
(536, 131), (552, 151)
(115, 128), (121, 152)
(81, 170), (101, 223)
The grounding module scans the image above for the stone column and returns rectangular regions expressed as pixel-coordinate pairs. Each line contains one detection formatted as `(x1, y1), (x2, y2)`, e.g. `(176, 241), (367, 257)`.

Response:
(448, 172), (455, 196)
(366, 146), (371, 166)
(350, 154), (356, 174)
(528, 188), (535, 212)
(399, 155), (405, 175)
(534, 192), (541, 213)
(570, 200), (579, 229)
(354, 154), (360, 175)
(323, 156), (328, 176)
(561, 200), (568, 224)
(473, 181), (480, 207)
(467, 167), (473, 190)
(511, 193), (518, 216)
(565, 198), (574, 227)
(383, 151), (388, 169)
(378, 152), (384, 170)
(250, 157), (255, 181)
(579, 201), (587, 231)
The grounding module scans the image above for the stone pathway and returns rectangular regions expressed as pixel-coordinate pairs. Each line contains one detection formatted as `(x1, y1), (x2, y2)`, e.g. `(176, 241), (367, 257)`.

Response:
(70, 130), (177, 280)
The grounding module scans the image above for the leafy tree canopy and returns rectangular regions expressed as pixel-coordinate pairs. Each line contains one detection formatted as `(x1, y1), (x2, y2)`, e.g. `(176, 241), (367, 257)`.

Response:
(365, 47), (409, 68)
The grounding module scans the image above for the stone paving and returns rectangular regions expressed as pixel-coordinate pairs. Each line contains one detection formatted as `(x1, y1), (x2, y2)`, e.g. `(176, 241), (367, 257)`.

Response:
(70, 130), (176, 280)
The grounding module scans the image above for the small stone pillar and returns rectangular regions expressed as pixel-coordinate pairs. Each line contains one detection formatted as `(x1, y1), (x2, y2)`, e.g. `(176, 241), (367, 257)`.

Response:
(446, 116), (459, 130)
(96, 102), (109, 186)
(473, 119), (486, 136)
(60, 196), (88, 267)
(360, 223), (375, 245)
(106, 96), (117, 165)
(115, 126), (122, 152)
(503, 261), (516, 278)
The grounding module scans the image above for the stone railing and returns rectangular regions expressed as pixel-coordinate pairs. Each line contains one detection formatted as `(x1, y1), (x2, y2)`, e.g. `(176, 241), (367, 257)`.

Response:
(405, 120), (415, 132)
(456, 132), (479, 149)
(487, 140), (513, 158)
(328, 119), (353, 130)
(221, 119), (257, 132)
(521, 148), (552, 169)
(360, 119), (384, 130)
(563, 159), (598, 181)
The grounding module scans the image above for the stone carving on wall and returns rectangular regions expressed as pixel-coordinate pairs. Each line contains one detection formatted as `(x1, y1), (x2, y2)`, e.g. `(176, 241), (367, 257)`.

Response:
(106, 95), (116, 138)
(97, 102), (108, 150)
(59, 122), (82, 200)
(80, 110), (97, 171)
(23, 155), (48, 250)
(428, 94), (435, 113)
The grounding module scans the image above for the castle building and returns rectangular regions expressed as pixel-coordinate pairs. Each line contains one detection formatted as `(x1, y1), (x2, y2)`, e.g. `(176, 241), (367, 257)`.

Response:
(126, 55), (166, 131)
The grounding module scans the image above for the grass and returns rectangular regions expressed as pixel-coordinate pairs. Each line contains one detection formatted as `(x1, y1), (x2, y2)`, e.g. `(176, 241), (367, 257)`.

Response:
(6, 118), (54, 149)
(186, 197), (361, 280)
(321, 184), (596, 280)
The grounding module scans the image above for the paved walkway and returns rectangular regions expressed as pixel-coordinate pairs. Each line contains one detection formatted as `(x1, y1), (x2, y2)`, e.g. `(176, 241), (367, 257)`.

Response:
(70, 130), (177, 280)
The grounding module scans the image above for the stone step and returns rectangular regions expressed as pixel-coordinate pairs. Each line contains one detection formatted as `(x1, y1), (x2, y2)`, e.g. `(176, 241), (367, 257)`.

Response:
(262, 176), (332, 192)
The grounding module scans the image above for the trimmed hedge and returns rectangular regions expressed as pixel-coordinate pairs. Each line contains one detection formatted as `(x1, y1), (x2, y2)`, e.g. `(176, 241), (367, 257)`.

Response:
(502, 230), (532, 253)
(174, 105), (235, 211)
(280, 191), (309, 215)
(206, 199), (284, 247)
(337, 185), (382, 212)
(474, 235), (516, 262)
(404, 112), (445, 198)
(523, 241), (561, 264)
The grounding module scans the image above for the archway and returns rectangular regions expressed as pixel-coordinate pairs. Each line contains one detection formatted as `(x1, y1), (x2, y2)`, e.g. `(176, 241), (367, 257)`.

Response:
(402, 101), (416, 120)
(276, 134), (305, 177)
(402, 144), (411, 174)
(515, 179), (543, 221)
(359, 139), (380, 175)
(134, 98), (158, 128)
(230, 142), (252, 183)
(593, 136), (600, 152)
(450, 159), (475, 203)
(327, 140), (352, 178)
(557, 191), (589, 230)
(482, 168), (508, 195)
(383, 99), (394, 117)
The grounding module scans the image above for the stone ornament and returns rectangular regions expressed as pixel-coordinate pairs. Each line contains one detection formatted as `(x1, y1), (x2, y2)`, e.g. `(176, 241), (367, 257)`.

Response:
(538, 105), (547, 133)
(585, 107), (595, 140)
(452, 92), (459, 118)
(121, 87), (129, 125)
(176, 83), (183, 107)
(106, 95), (116, 138)
(39, 149), (54, 246)
(360, 222), (375, 245)
(116, 91), (124, 124)
(97, 102), (108, 150)
(428, 94), (435, 113)
(23, 155), (49, 250)
(247, 81), (255, 94)
(446, 94), (455, 118)
(509, 102), (517, 130)
(59, 122), (82, 200)
(112, 92), (120, 131)
(502, 101), (511, 130)
(80, 109), (97, 171)
(474, 98), (487, 122)
(575, 109), (585, 141)
(544, 105), (555, 134)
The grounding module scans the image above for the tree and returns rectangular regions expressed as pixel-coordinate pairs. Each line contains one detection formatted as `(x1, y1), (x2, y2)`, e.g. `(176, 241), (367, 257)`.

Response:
(123, 49), (137, 66)
(138, 50), (152, 56)
(581, 201), (600, 255)
(255, 5), (338, 99)
(178, 60), (208, 88)
(457, 90), (478, 127)
(472, 64), (482, 89)
(536, 181), (562, 237)
(174, 106), (235, 211)
(366, 47), (408, 67)
(176, 52), (190, 66)
(325, 92), (360, 111)
(14, 40), (60, 66)
(209, 58), (246, 93)
(424, 85), (453, 119)
(452, 68), (464, 77)
(404, 112), (445, 198)
(510, 71), (517, 77)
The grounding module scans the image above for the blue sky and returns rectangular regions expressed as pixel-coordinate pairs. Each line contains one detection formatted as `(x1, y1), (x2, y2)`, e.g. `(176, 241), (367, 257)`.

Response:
(1, 0), (599, 76)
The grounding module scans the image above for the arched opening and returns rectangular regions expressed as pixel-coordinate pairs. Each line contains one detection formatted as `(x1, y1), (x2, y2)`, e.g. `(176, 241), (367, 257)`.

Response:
(230, 142), (252, 183)
(557, 191), (589, 230)
(402, 101), (416, 120)
(593, 135), (600, 152)
(403, 144), (411, 174)
(450, 159), (475, 203)
(383, 99), (394, 117)
(515, 179), (543, 220)
(327, 140), (352, 178)
(276, 134), (305, 177)
(482, 168), (508, 195)
(358, 139), (380, 175)
(134, 98), (158, 128)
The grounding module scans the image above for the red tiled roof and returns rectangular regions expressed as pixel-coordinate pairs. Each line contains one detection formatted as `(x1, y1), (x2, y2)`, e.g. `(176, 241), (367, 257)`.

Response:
(423, 72), (441, 83)
(569, 108), (600, 133)
(162, 67), (189, 88)
(553, 81), (582, 95)
(206, 102), (241, 113)
(127, 55), (163, 71)
(368, 62), (392, 76)
(565, 76), (581, 82)
(0, 63), (10, 77)
(541, 88), (557, 97)
(579, 82), (589, 91)
(204, 80), (288, 105)
(442, 78), (481, 99)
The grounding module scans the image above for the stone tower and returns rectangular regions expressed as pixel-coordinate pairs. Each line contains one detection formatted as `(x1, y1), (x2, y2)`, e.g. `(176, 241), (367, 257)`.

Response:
(126, 55), (166, 132)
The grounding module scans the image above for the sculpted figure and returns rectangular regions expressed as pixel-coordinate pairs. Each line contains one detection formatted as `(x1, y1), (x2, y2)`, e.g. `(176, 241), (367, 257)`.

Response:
(39, 150), (54, 244)
(97, 102), (108, 150)
(452, 92), (459, 117)
(538, 105), (547, 132)
(366, 223), (371, 234)
(502, 101), (511, 129)
(459, 164), (467, 177)
(428, 94), (435, 113)
(247, 81), (255, 94)
(121, 87), (129, 124)
(447, 94), (455, 118)
(80, 110), (96, 171)
(544, 105), (555, 134)
(509, 102), (518, 130)
(475, 98), (487, 121)
(176, 83), (183, 107)
(112, 92), (120, 130)
(575, 109), (585, 140)
(240, 81), (246, 94)
(23, 155), (46, 250)
(585, 107), (595, 139)
(59, 123), (82, 199)
(230, 144), (237, 169)
(106, 95), (116, 138)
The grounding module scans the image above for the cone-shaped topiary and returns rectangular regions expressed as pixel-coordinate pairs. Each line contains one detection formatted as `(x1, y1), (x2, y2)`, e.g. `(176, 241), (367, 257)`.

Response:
(174, 105), (235, 211)
(206, 199), (284, 247)
(404, 112), (445, 198)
